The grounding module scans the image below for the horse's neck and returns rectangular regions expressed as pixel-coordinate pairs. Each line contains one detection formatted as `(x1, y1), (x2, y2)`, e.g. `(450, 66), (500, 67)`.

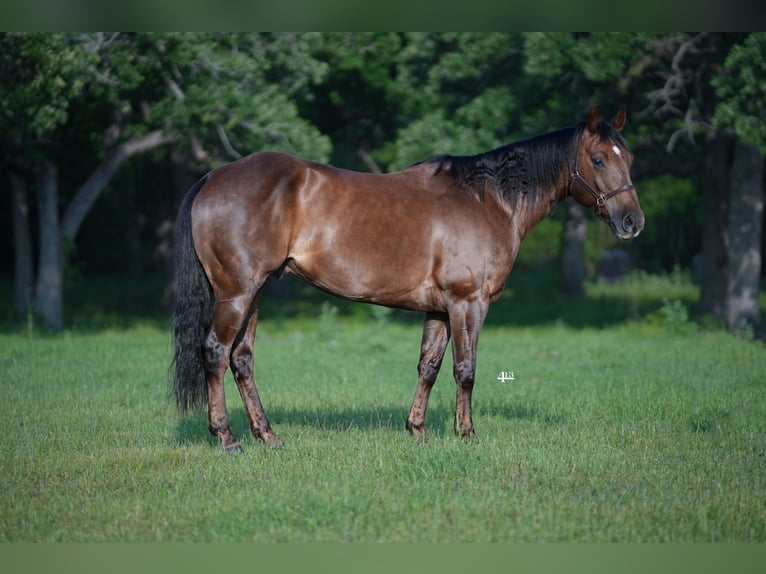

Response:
(511, 177), (567, 240)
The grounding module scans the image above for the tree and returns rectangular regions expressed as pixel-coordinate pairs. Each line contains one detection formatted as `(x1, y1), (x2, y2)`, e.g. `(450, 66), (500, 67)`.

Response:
(712, 33), (766, 331)
(9, 173), (33, 319)
(725, 141), (763, 331)
(2, 33), (96, 329)
(2, 33), (330, 330)
(561, 199), (587, 298)
(295, 32), (408, 171)
(633, 32), (765, 331)
(655, 32), (765, 331)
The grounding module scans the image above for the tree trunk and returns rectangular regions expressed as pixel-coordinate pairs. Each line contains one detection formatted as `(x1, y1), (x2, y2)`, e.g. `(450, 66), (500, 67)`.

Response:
(127, 191), (144, 277)
(33, 161), (63, 331)
(699, 132), (733, 320)
(27, 130), (176, 331)
(726, 141), (764, 331)
(10, 172), (35, 320)
(561, 197), (587, 299)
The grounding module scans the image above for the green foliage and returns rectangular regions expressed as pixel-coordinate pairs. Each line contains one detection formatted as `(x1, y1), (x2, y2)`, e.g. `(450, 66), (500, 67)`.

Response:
(1, 33), (333, 166)
(515, 216), (564, 268)
(631, 175), (701, 271)
(523, 32), (648, 84)
(654, 298), (695, 334)
(713, 33), (766, 152)
(0, 33), (94, 140)
(169, 33), (332, 161)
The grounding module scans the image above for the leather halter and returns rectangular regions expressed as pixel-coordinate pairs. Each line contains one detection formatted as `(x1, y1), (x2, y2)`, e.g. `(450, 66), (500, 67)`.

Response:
(567, 154), (635, 207)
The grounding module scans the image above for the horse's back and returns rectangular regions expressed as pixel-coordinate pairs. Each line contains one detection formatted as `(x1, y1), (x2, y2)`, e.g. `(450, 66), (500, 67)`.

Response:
(197, 151), (306, 202)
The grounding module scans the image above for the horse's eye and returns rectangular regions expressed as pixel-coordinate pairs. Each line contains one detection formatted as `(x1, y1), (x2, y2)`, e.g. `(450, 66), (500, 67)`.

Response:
(592, 157), (605, 168)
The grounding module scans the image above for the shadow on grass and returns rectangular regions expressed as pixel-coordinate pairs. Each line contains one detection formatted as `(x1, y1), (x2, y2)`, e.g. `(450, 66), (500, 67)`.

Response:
(174, 400), (565, 448)
(477, 403), (565, 426)
(174, 405), (426, 447)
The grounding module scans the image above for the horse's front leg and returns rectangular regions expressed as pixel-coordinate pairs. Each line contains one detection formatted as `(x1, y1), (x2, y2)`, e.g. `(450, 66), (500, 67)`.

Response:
(406, 312), (450, 441)
(448, 298), (489, 439)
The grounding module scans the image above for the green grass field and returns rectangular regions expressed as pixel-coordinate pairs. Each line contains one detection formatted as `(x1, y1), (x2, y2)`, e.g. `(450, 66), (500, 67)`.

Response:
(1, 275), (765, 542)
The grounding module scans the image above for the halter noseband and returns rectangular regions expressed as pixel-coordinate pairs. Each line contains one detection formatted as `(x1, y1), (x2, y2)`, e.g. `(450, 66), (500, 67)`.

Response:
(567, 155), (635, 207)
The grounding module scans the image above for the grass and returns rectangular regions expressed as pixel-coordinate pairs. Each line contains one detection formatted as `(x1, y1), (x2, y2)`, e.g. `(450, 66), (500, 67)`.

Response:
(1, 276), (765, 542)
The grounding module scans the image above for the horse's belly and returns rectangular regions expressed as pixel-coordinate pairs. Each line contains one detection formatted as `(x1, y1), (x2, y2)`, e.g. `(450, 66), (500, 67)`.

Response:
(285, 243), (441, 311)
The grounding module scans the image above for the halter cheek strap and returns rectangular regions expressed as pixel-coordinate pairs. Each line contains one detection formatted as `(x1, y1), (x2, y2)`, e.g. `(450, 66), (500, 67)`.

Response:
(567, 154), (635, 207)
(568, 170), (635, 207)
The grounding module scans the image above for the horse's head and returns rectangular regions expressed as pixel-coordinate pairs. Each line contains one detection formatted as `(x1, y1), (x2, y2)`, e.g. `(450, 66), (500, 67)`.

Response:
(569, 105), (644, 240)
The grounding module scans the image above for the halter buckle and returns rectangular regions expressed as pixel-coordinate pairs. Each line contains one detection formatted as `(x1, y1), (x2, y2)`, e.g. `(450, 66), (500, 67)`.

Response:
(596, 194), (606, 207)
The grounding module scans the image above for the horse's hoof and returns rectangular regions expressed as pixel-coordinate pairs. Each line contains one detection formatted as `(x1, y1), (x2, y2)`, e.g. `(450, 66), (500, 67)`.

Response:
(462, 432), (479, 443)
(263, 434), (283, 449)
(409, 429), (429, 445)
(456, 428), (478, 443)
(223, 442), (244, 455)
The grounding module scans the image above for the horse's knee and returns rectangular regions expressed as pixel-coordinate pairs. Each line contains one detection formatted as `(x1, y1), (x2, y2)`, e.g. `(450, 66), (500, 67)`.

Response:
(418, 357), (442, 384)
(231, 346), (253, 380)
(203, 335), (228, 374)
(453, 359), (475, 390)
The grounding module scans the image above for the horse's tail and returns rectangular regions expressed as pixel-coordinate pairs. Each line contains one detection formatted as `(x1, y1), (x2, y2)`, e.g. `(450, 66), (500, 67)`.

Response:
(171, 174), (213, 414)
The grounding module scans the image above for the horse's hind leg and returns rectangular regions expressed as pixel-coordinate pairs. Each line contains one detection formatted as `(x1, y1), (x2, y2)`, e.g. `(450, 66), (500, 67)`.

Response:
(204, 292), (257, 453)
(230, 293), (282, 448)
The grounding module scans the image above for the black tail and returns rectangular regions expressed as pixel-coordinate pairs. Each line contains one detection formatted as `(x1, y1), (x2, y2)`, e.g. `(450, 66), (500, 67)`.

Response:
(171, 175), (213, 414)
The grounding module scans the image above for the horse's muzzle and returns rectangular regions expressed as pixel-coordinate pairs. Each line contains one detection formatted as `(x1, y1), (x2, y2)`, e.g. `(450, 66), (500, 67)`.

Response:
(615, 210), (644, 240)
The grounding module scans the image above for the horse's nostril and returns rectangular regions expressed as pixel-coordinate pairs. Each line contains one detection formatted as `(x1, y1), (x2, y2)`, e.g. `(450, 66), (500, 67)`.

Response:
(623, 214), (635, 232)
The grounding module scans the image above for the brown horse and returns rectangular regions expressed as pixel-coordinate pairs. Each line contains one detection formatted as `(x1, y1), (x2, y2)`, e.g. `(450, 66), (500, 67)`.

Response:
(172, 105), (644, 452)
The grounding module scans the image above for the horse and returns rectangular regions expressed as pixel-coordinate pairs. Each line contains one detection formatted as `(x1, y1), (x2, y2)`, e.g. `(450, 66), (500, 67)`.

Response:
(172, 105), (644, 453)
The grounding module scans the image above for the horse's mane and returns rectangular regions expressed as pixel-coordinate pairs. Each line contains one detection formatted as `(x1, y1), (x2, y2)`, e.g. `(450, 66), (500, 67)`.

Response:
(416, 122), (627, 208)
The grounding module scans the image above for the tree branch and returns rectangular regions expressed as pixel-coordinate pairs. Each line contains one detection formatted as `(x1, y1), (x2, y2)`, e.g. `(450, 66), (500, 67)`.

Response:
(61, 129), (178, 241)
(216, 125), (243, 160)
(358, 149), (382, 173)
(640, 33), (709, 122)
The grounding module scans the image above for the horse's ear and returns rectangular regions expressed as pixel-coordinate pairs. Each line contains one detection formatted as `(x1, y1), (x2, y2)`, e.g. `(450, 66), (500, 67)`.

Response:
(587, 104), (601, 134)
(611, 107), (627, 132)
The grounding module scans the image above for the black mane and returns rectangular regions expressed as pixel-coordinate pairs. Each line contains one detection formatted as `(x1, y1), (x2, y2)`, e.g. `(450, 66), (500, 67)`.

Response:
(418, 122), (627, 208)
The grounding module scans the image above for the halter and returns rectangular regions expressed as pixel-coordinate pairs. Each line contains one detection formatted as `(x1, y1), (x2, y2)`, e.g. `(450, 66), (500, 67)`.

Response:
(567, 154), (635, 207)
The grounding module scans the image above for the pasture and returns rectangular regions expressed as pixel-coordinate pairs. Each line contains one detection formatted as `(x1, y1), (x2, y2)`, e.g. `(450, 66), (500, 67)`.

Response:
(1, 275), (765, 542)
